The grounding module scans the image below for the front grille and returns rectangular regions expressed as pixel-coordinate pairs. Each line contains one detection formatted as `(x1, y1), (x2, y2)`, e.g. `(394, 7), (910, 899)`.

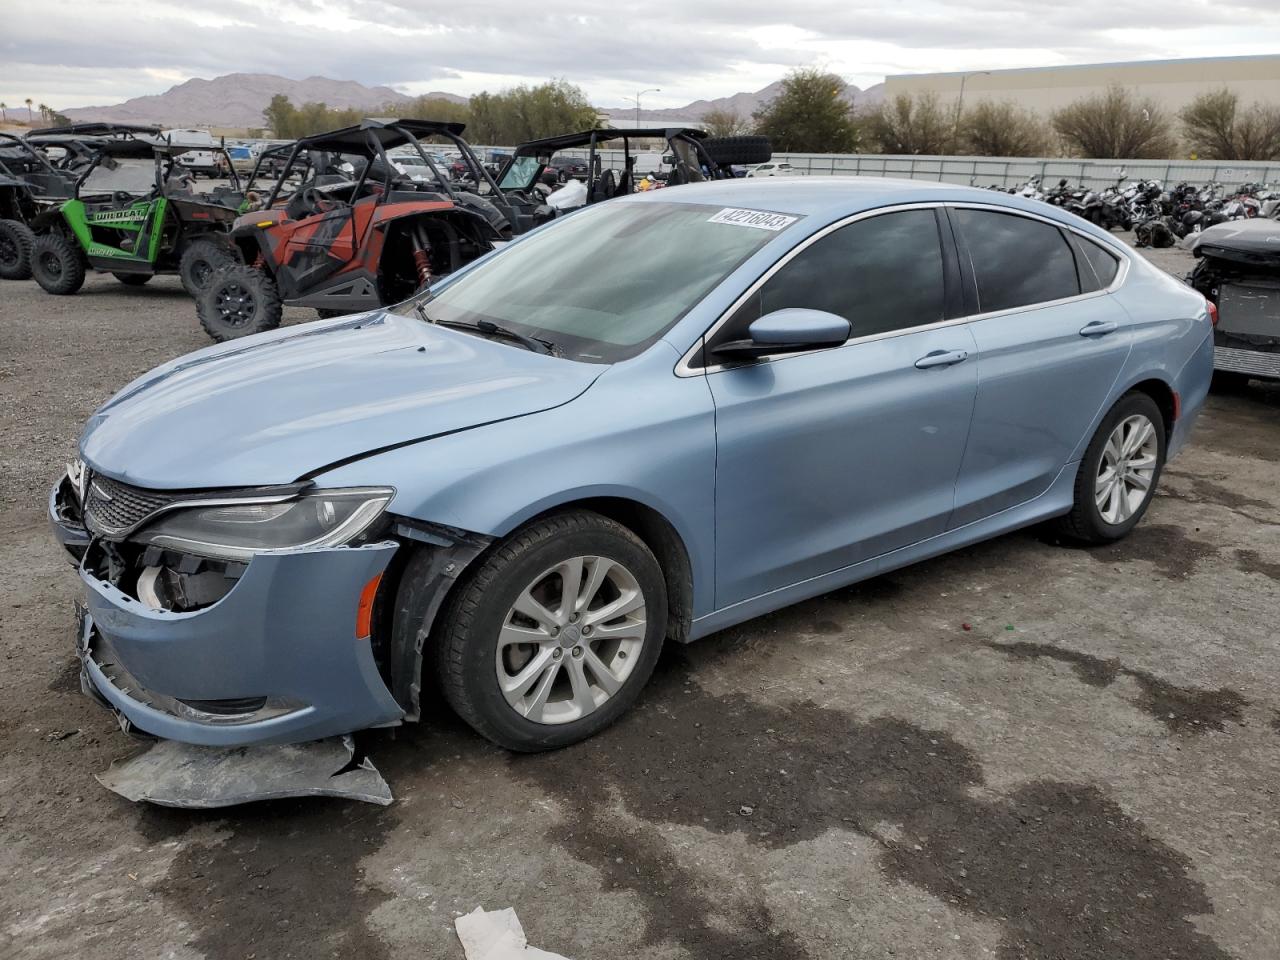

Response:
(82, 472), (176, 537)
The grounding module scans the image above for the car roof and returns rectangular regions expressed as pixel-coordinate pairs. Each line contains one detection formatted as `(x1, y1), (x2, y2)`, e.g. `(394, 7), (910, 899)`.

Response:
(625, 176), (1089, 224)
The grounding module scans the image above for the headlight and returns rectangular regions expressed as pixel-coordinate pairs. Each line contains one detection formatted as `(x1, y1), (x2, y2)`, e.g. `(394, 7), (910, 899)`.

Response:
(133, 487), (393, 561)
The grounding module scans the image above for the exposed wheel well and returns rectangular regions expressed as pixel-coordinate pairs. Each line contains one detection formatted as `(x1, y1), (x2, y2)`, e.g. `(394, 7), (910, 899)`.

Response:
(1127, 378), (1177, 439)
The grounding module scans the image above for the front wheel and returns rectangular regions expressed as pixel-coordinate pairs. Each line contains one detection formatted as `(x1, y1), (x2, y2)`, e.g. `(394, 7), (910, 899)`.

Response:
(1054, 392), (1165, 544)
(196, 263), (282, 342)
(30, 232), (87, 295)
(427, 511), (668, 752)
(0, 219), (35, 280)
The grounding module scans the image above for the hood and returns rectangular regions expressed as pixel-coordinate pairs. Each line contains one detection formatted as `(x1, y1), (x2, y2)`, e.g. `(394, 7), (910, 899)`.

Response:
(81, 312), (602, 489)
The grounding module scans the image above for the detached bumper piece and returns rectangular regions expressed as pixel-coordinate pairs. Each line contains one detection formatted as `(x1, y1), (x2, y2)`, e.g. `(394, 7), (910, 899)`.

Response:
(96, 735), (392, 808)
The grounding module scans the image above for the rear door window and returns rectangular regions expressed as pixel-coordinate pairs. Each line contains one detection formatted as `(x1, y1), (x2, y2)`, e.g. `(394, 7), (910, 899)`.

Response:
(1072, 234), (1121, 292)
(954, 209), (1080, 313)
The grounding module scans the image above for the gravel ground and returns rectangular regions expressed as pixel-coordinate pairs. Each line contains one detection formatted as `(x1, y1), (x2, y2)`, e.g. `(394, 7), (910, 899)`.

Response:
(1, 237), (1278, 960)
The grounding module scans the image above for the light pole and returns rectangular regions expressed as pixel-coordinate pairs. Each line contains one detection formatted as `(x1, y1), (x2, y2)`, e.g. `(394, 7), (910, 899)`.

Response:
(952, 71), (991, 153)
(628, 88), (661, 128)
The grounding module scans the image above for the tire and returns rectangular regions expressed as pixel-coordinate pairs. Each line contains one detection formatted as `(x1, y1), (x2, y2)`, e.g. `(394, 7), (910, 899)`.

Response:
(112, 272), (152, 286)
(702, 135), (773, 167)
(30, 232), (87, 295)
(1054, 391), (1166, 544)
(179, 237), (239, 298)
(196, 263), (282, 342)
(429, 511), (668, 752)
(0, 219), (35, 280)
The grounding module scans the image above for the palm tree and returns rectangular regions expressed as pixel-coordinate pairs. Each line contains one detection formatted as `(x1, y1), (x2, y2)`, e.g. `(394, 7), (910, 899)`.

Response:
(24, 98), (33, 122)
(0, 102), (7, 123)
(38, 103), (49, 122)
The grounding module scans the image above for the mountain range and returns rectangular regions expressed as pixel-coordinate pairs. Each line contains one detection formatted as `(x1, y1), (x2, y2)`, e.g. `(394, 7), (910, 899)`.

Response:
(59, 72), (884, 129)
(61, 74), (460, 128)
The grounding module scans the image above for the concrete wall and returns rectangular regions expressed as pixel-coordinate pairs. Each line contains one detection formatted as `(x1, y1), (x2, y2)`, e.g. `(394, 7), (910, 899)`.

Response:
(884, 55), (1280, 115)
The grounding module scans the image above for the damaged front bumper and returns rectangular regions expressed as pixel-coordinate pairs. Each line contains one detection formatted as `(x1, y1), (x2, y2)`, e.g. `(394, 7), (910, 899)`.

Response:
(50, 475), (406, 748)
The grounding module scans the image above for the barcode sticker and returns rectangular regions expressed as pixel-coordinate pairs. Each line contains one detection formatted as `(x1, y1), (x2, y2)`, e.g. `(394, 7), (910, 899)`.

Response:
(707, 208), (799, 231)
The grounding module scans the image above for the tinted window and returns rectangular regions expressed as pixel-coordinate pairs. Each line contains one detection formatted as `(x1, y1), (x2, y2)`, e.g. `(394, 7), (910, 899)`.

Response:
(722, 209), (945, 342)
(1073, 234), (1120, 291)
(955, 210), (1080, 313)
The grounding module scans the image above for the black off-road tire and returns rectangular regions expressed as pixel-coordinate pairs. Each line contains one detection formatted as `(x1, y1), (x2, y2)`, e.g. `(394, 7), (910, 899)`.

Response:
(1053, 391), (1166, 544)
(427, 511), (668, 752)
(702, 135), (773, 167)
(31, 232), (87, 295)
(196, 263), (282, 342)
(0, 219), (35, 280)
(112, 272), (152, 286)
(179, 238), (239, 298)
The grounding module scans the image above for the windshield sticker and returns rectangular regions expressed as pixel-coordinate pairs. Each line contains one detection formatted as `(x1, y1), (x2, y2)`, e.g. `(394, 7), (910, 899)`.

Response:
(707, 208), (799, 231)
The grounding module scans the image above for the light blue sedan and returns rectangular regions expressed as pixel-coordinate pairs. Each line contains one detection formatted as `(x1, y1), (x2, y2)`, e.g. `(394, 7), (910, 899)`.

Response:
(50, 177), (1213, 753)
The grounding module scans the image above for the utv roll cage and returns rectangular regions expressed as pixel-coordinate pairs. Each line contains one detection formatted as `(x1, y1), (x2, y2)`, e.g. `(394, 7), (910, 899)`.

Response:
(496, 127), (737, 233)
(261, 118), (514, 224)
(67, 133), (242, 200)
(0, 133), (75, 202)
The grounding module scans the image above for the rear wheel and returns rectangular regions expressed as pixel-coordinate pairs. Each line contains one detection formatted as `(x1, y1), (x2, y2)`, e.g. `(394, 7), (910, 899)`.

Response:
(31, 232), (87, 295)
(196, 263), (282, 342)
(429, 511), (667, 752)
(112, 272), (152, 286)
(179, 238), (239, 297)
(0, 219), (35, 280)
(1054, 392), (1165, 544)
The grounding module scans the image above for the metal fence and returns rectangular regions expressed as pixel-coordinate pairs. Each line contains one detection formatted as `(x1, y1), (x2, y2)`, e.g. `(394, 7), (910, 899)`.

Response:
(547, 148), (1280, 190)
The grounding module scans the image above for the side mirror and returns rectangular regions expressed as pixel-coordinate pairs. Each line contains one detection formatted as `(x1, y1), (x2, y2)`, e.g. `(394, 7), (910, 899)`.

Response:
(712, 308), (851, 360)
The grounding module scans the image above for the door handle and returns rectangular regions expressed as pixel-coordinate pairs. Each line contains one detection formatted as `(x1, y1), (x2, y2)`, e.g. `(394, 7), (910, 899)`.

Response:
(1079, 320), (1119, 337)
(915, 349), (969, 369)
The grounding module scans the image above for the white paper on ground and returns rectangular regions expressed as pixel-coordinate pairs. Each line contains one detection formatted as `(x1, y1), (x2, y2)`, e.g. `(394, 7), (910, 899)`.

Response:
(455, 907), (572, 960)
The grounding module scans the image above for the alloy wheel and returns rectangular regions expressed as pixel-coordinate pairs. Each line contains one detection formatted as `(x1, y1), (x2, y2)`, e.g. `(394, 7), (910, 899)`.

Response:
(214, 282), (256, 328)
(0, 235), (16, 266)
(1094, 414), (1158, 525)
(40, 251), (62, 277)
(495, 555), (647, 725)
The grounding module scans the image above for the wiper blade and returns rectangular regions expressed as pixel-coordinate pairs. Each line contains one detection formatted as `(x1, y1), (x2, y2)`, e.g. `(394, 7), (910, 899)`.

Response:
(432, 316), (558, 356)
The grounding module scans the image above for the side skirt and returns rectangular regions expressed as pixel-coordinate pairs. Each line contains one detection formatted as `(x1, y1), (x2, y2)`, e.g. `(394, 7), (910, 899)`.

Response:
(688, 461), (1080, 642)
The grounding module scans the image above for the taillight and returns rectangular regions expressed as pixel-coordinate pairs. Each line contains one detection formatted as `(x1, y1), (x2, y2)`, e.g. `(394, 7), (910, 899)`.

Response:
(1206, 300), (1218, 327)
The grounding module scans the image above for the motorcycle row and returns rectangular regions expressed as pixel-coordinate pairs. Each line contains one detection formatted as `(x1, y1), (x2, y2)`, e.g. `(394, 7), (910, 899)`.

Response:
(994, 173), (1280, 248)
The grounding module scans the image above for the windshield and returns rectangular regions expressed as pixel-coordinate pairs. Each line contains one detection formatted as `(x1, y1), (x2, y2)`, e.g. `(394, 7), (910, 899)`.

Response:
(499, 155), (541, 190)
(399, 200), (793, 363)
(81, 158), (156, 196)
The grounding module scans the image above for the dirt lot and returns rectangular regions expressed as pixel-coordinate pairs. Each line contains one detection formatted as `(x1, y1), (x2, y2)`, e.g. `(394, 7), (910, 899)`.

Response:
(1, 240), (1278, 960)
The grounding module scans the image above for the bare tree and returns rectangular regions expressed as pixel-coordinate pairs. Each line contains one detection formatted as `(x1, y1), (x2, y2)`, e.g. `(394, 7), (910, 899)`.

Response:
(862, 93), (951, 155)
(1051, 85), (1175, 158)
(960, 99), (1049, 156)
(1180, 88), (1280, 161)
(701, 108), (751, 138)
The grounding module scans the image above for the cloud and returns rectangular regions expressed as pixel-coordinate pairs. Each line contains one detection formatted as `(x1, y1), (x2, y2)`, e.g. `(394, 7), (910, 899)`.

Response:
(1, 0), (1277, 110)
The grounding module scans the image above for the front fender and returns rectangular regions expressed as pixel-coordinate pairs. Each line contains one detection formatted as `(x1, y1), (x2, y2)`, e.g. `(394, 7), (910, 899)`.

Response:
(313, 344), (719, 617)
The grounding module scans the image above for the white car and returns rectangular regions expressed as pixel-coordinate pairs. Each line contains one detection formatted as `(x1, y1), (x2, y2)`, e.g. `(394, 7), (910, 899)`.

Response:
(747, 161), (798, 178)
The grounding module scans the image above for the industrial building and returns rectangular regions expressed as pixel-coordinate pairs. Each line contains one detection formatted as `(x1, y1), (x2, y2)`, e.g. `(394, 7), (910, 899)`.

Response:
(884, 54), (1280, 114)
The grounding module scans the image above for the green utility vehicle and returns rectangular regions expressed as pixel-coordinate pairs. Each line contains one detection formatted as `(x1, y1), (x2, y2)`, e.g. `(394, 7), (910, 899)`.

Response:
(28, 125), (245, 296)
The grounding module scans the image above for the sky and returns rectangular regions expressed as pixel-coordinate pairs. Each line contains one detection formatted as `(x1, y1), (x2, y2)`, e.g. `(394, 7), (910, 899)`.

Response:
(2, 0), (1280, 111)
